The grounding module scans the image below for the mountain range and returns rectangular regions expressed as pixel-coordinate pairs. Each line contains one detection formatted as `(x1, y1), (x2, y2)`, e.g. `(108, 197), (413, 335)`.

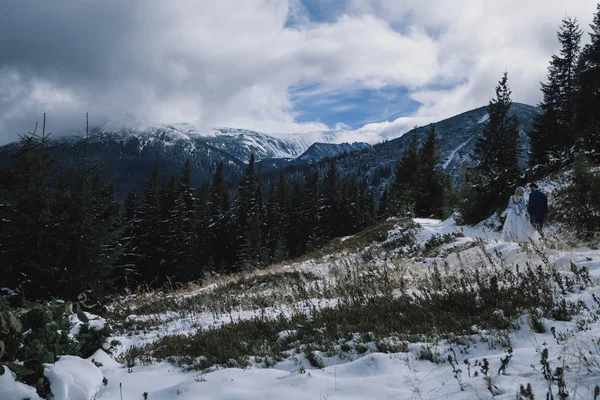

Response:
(0, 103), (540, 199)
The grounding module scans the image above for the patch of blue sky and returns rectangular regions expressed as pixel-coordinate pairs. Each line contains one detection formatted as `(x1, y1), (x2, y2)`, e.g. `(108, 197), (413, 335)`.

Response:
(289, 83), (422, 129)
(285, 0), (348, 27)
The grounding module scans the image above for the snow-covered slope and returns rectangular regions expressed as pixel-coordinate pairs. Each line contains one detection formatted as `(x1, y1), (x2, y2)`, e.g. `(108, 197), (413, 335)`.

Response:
(196, 127), (343, 162)
(70, 215), (599, 400)
(92, 124), (345, 162)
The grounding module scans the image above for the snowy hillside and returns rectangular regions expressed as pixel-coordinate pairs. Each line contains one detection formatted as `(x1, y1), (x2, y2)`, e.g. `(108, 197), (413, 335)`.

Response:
(295, 103), (541, 191)
(6, 178), (600, 400)
(69, 124), (346, 163)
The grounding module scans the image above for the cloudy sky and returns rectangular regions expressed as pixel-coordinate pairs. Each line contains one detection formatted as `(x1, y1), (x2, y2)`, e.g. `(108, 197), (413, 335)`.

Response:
(0, 0), (598, 145)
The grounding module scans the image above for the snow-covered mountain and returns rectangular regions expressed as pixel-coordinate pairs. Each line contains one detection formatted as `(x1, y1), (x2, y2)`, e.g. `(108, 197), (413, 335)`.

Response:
(90, 123), (346, 163)
(329, 102), (540, 187)
(0, 103), (540, 199)
(0, 124), (351, 199)
(196, 127), (343, 162)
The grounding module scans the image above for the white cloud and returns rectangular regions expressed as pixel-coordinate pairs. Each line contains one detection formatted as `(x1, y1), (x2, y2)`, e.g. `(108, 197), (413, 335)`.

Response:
(339, 0), (598, 141)
(0, 0), (598, 144)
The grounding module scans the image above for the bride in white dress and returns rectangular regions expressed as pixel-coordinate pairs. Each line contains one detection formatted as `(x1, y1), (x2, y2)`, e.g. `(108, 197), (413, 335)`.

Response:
(502, 187), (541, 243)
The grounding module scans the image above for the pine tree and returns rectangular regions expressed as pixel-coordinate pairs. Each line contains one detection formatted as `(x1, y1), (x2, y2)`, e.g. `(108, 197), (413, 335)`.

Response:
(389, 131), (420, 215)
(460, 73), (521, 223)
(287, 182), (303, 257)
(51, 116), (123, 298)
(195, 181), (213, 274)
(298, 169), (319, 252)
(529, 16), (582, 169)
(208, 162), (230, 271)
(135, 166), (165, 286)
(160, 173), (179, 282)
(121, 189), (141, 285)
(0, 116), (57, 298)
(576, 5), (600, 157)
(377, 188), (389, 218)
(415, 125), (446, 218)
(234, 154), (264, 270)
(169, 161), (199, 282)
(316, 160), (341, 241)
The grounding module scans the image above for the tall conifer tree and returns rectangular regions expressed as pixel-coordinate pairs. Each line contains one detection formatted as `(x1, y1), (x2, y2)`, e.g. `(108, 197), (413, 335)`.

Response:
(529, 16), (582, 168)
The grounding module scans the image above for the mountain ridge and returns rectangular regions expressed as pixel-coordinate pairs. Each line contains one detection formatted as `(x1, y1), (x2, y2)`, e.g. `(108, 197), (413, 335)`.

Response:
(0, 103), (540, 199)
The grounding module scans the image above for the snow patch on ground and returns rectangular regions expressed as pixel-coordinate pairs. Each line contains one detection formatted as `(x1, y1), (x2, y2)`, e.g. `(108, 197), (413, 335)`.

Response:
(0, 368), (43, 400)
(44, 356), (104, 400)
(69, 312), (107, 336)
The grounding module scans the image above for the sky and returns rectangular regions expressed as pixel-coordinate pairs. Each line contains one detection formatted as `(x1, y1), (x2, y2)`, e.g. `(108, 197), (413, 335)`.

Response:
(0, 0), (598, 145)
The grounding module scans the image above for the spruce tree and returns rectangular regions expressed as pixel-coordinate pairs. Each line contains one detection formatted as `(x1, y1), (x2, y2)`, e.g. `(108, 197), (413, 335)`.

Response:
(299, 169), (319, 252)
(121, 189), (141, 285)
(415, 125), (446, 218)
(460, 73), (521, 223)
(576, 5), (600, 157)
(0, 117), (57, 298)
(287, 182), (303, 257)
(529, 16), (582, 169)
(169, 161), (199, 282)
(389, 131), (419, 215)
(51, 117), (123, 298)
(195, 181), (213, 274)
(316, 160), (341, 241)
(208, 162), (229, 271)
(135, 166), (165, 286)
(234, 154), (264, 270)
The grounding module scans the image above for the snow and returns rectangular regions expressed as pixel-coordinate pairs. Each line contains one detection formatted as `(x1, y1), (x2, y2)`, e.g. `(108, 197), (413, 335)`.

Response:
(69, 312), (107, 336)
(478, 113), (490, 124)
(443, 137), (473, 169)
(0, 368), (42, 400)
(9, 175), (600, 399)
(89, 215), (600, 399)
(44, 356), (104, 400)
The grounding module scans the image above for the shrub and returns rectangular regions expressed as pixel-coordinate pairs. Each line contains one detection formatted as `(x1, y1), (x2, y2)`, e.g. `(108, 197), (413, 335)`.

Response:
(76, 324), (112, 359)
(553, 157), (600, 239)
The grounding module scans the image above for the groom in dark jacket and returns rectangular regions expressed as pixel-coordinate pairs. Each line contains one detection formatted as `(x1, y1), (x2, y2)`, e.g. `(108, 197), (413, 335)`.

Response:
(528, 182), (548, 234)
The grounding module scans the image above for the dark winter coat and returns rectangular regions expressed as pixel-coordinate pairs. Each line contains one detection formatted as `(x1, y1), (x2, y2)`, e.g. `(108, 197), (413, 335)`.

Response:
(527, 190), (548, 223)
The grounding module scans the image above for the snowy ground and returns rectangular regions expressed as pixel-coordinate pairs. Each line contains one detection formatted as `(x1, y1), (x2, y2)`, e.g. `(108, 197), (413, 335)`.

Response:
(4, 216), (600, 400)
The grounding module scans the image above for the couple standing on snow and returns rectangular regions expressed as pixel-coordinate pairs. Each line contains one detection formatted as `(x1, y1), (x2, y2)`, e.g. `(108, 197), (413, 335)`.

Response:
(502, 182), (548, 243)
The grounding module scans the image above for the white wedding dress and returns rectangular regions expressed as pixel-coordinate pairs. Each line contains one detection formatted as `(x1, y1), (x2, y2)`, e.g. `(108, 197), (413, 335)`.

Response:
(502, 196), (541, 243)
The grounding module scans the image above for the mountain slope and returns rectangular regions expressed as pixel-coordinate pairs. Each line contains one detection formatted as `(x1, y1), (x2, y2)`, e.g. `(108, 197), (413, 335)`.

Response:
(295, 142), (370, 163)
(0, 103), (539, 199)
(331, 102), (539, 186)
(0, 126), (247, 199)
(192, 127), (343, 162)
